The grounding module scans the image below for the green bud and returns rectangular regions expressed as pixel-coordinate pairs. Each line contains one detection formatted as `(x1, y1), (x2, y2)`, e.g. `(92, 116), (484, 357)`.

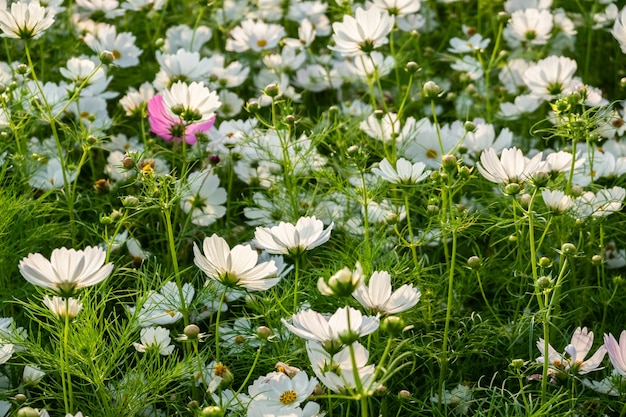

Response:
(538, 257), (552, 268)
(398, 389), (412, 400)
(100, 215), (113, 225)
(467, 256), (481, 269)
(464, 121), (476, 132)
(263, 83), (279, 97)
(423, 81), (442, 98)
(441, 154), (458, 171)
(591, 254), (603, 266)
(183, 324), (200, 339)
(201, 406), (222, 417)
(519, 193), (531, 207)
(17, 408), (39, 417)
(508, 234), (518, 243)
(510, 358), (525, 370)
(504, 183), (521, 195)
(536, 275), (553, 290)
(16, 64), (29, 75)
(246, 99), (260, 112)
(14, 394), (26, 403)
(405, 61), (420, 73)
(561, 243), (576, 255)
(256, 326), (272, 340)
(381, 316), (406, 336)
(99, 50), (116, 65)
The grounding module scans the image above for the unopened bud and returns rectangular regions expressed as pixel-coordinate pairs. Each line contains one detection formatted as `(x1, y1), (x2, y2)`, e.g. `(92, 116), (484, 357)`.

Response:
(441, 154), (457, 171)
(520, 193), (531, 207)
(591, 254), (603, 265)
(538, 257), (552, 268)
(504, 183), (521, 195)
(561, 243), (576, 255)
(246, 99), (260, 112)
(99, 50), (116, 65)
(123, 195), (139, 207)
(423, 80), (442, 98)
(183, 324), (200, 339)
(16, 64), (29, 75)
(381, 316), (406, 336)
(405, 61), (419, 73)
(464, 121), (476, 132)
(536, 275), (553, 290)
(467, 256), (481, 269)
(256, 326), (271, 340)
(17, 408), (39, 417)
(201, 406), (222, 417)
(263, 83), (279, 97)
(398, 389), (412, 399)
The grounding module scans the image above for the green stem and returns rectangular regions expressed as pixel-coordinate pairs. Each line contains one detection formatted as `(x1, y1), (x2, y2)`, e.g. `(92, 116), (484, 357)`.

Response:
(214, 289), (227, 364)
(293, 256), (301, 313)
(63, 298), (73, 414)
(162, 208), (189, 328)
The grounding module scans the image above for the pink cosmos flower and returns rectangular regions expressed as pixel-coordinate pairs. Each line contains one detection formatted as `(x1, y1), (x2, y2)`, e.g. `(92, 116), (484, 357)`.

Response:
(147, 95), (216, 145)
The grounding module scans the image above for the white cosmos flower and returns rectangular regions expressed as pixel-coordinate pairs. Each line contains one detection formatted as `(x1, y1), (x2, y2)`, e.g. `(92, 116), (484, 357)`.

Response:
(282, 307), (379, 346)
(522, 56), (577, 101)
(133, 326), (175, 356)
(162, 81), (221, 123)
(0, 344), (13, 365)
(0, 1), (54, 39)
(476, 147), (543, 186)
(504, 8), (553, 48)
(604, 331), (626, 376)
(180, 169), (227, 227)
(372, 158), (430, 185)
(43, 296), (83, 319)
(541, 189), (572, 213)
(18, 246), (114, 295)
(537, 327), (607, 375)
(329, 6), (394, 57)
(612, 7), (626, 54)
(306, 340), (378, 394)
(247, 370), (318, 411)
(226, 19), (286, 52)
(571, 186), (626, 218)
(130, 282), (194, 326)
(83, 25), (142, 68)
(371, 0), (420, 17)
(352, 271), (421, 315)
(254, 216), (333, 256)
(193, 234), (279, 291)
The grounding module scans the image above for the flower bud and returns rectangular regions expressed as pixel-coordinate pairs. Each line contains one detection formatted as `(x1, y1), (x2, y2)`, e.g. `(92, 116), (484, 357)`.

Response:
(508, 234), (518, 243)
(405, 61), (420, 73)
(122, 154), (135, 169)
(591, 254), (603, 266)
(467, 256), (481, 269)
(398, 389), (412, 400)
(381, 316), (406, 336)
(209, 154), (221, 164)
(17, 408), (39, 417)
(423, 81), (442, 98)
(463, 121), (476, 132)
(504, 183), (521, 195)
(510, 358), (525, 370)
(187, 400), (199, 409)
(561, 243), (576, 255)
(538, 257), (552, 268)
(441, 154), (457, 171)
(201, 406), (222, 417)
(184, 324), (200, 339)
(263, 83), (280, 97)
(99, 50), (116, 65)
(536, 275), (553, 290)
(374, 109), (384, 120)
(256, 326), (271, 340)
(285, 114), (296, 124)
(123, 195), (140, 207)
(519, 193), (531, 208)
(246, 99), (260, 112)
(14, 394), (27, 403)
(531, 171), (549, 187)
(100, 215), (113, 225)
(458, 165), (472, 179)
(16, 64), (29, 75)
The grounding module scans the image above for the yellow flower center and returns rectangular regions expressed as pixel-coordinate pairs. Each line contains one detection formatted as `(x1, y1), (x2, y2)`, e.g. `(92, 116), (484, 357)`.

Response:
(279, 390), (297, 405)
(257, 39), (267, 48)
(214, 363), (228, 377)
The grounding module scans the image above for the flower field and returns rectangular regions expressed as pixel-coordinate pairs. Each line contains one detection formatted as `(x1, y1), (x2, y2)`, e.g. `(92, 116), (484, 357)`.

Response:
(2, 0), (626, 416)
